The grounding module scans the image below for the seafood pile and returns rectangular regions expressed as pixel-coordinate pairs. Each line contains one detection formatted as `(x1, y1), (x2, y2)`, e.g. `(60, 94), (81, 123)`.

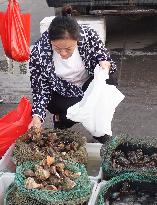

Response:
(14, 159), (92, 205)
(13, 128), (87, 165)
(5, 128), (92, 205)
(105, 181), (157, 205)
(5, 157), (92, 205)
(23, 155), (81, 191)
(6, 183), (89, 205)
(96, 173), (157, 205)
(112, 147), (157, 169)
(5, 184), (44, 205)
(100, 135), (157, 179)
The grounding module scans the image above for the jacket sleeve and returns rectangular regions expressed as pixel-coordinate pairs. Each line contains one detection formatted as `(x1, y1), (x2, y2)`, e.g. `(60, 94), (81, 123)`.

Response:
(29, 44), (50, 122)
(87, 27), (117, 73)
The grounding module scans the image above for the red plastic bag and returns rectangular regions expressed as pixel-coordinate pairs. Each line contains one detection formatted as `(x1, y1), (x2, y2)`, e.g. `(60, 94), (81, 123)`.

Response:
(0, 0), (31, 62)
(0, 12), (4, 37)
(0, 97), (32, 157)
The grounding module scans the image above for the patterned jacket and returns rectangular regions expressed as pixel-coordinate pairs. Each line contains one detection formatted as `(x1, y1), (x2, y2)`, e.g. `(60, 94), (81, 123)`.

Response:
(29, 25), (117, 121)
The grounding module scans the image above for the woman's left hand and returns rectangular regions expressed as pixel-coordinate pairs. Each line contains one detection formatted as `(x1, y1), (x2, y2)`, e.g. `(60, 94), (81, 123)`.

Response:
(28, 115), (42, 129)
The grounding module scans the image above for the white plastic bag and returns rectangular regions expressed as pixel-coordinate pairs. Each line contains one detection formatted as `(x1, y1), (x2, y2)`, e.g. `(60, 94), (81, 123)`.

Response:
(67, 66), (125, 137)
(0, 172), (15, 205)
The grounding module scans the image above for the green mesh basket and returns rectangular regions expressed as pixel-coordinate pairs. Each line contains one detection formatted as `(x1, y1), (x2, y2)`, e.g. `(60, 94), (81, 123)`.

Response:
(4, 183), (45, 205)
(96, 172), (157, 205)
(100, 134), (157, 179)
(13, 128), (88, 165)
(15, 160), (92, 205)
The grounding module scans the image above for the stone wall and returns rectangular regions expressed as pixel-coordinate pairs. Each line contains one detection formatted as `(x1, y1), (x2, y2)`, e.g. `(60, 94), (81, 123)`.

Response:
(0, 54), (32, 103)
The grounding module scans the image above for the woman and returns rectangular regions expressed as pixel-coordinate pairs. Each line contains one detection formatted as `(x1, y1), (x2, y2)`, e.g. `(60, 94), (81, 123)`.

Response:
(29, 7), (117, 143)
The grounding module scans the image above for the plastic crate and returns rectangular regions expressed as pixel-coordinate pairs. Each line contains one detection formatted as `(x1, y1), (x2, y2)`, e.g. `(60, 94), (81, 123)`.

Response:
(85, 143), (103, 182)
(0, 172), (15, 205)
(88, 178), (98, 205)
(90, 180), (107, 205)
(0, 144), (16, 173)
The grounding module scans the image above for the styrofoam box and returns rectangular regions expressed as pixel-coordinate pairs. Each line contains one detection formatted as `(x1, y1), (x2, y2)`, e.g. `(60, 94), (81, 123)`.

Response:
(90, 166), (103, 182)
(77, 16), (106, 44)
(0, 172), (15, 205)
(40, 16), (106, 43)
(88, 178), (98, 205)
(85, 143), (102, 158)
(90, 180), (108, 205)
(85, 143), (103, 181)
(0, 144), (16, 173)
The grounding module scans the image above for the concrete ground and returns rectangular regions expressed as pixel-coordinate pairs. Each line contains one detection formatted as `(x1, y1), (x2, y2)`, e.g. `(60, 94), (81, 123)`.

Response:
(1, 54), (157, 142)
(0, 0), (157, 142)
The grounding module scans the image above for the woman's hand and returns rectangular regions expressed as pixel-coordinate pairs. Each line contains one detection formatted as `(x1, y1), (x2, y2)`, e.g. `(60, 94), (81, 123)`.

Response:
(28, 115), (42, 129)
(99, 61), (111, 72)
(99, 61), (111, 80)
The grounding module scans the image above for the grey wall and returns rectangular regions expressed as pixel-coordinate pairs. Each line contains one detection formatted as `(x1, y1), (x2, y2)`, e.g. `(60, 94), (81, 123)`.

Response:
(0, 0), (54, 103)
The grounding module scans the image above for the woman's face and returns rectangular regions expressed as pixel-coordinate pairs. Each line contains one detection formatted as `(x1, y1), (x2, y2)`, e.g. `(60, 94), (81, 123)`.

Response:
(51, 39), (77, 59)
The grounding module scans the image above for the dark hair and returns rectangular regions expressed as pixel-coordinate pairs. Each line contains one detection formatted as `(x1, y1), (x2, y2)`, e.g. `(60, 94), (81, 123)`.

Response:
(48, 5), (80, 41)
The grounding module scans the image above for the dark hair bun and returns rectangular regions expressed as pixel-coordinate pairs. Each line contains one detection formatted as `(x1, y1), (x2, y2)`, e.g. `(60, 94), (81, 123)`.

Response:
(62, 5), (73, 16)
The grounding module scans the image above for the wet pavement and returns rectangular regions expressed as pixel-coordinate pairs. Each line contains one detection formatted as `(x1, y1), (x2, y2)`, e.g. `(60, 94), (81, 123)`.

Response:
(0, 54), (157, 141)
(72, 53), (157, 141)
(0, 0), (157, 142)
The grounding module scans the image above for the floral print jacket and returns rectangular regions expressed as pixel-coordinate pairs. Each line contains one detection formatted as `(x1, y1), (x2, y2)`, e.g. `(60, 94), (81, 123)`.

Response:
(29, 25), (117, 121)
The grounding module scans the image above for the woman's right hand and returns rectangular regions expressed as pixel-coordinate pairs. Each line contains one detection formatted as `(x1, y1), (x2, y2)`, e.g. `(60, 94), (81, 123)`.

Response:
(28, 115), (42, 129)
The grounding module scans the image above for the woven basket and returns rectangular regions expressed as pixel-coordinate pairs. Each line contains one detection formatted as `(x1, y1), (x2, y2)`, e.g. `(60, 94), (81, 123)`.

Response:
(101, 134), (157, 179)
(96, 172), (157, 205)
(14, 160), (92, 205)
